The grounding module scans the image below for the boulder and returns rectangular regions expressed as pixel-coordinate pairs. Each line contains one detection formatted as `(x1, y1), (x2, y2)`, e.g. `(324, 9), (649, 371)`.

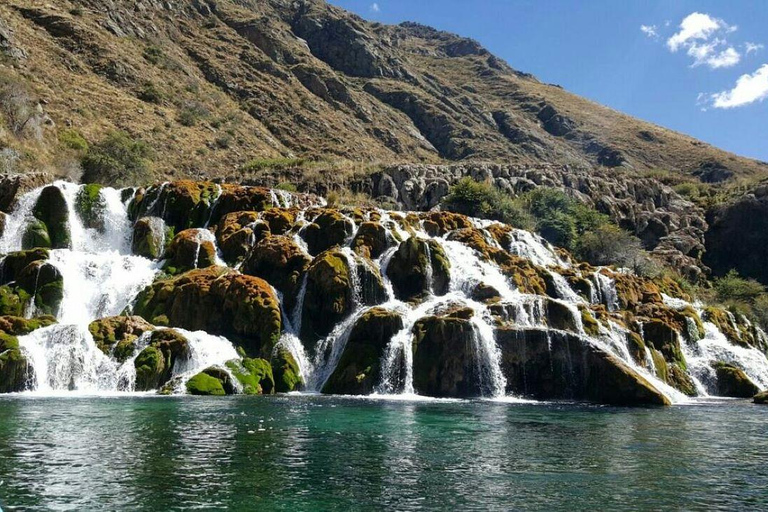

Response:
(0, 333), (32, 393)
(351, 221), (390, 259)
(132, 267), (281, 357)
(412, 308), (482, 397)
(215, 211), (268, 263)
(75, 184), (106, 231)
(271, 345), (302, 392)
(386, 238), (450, 301)
(22, 218), (51, 249)
(242, 235), (311, 312)
(713, 362), (760, 398)
(754, 390), (768, 404)
(0, 248), (49, 285)
(163, 229), (217, 273)
(15, 261), (63, 317)
(0, 315), (56, 335)
(134, 329), (190, 391)
(301, 250), (354, 344)
(226, 358), (274, 395)
(186, 367), (236, 396)
(323, 308), (403, 394)
(131, 217), (167, 259)
(88, 315), (154, 362)
(130, 181), (222, 230)
(497, 327), (670, 405)
(31, 185), (70, 249)
(302, 210), (353, 255)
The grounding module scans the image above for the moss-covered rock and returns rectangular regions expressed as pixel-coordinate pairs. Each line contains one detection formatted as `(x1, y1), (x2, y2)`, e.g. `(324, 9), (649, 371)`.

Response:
(580, 307), (601, 337)
(16, 261), (64, 317)
(0, 333), (31, 393)
(226, 358), (274, 395)
(242, 235), (311, 313)
(352, 221), (390, 259)
(88, 315), (154, 361)
(131, 181), (222, 230)
(420, 211), (473, 237)
(411, 309), (480, 397)
(22, 218), (51, 249)
(713, 362), (760, 398)
(0, 248), (49, 285)
(754, 390), (768, 404)
(301, 250), (354, 344)
(134, 329), (190, 391)
(323, 308), (403, 395)
(131, 217), (167, 259)
(0, 315), (56, 335)
(209, 184), (273, 223)
(163, 229), (217, 272)
(497, 327), (671, 405)
(642, 319), (686, 370)
(32, 185), (70, 249)
(215, 211), (269, 264)
(75, 184), (106, 231)
(186, 367), (237, 396)
(271, 346), (302, 392)
(261, 209), (295, 235)
(386, 238), (450, 302)
(302, 210), (354, 255)
(132, 267), (281, 358)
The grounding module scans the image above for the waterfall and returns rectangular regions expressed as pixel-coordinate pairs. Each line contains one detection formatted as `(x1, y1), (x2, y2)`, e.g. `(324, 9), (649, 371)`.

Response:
(3, 178), (767, 402)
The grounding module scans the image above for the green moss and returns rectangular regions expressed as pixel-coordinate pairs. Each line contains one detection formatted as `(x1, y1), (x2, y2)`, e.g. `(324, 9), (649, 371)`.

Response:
(59, 128), (89, 152)
(186, 372), (226, 396)
(134, 346), (165, 391)
(22, 218), (51, 249)
(580, 308), (600, 337)
(0, 286), (30, 317)
(272, 346), (302, 392)
(226, 358), (274, 395)
(75, 184), (105, 231)
(33, 279), (63, 316)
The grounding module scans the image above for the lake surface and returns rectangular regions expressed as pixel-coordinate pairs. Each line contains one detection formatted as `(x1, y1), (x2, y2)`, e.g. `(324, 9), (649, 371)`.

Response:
(0, 395), (766, 511)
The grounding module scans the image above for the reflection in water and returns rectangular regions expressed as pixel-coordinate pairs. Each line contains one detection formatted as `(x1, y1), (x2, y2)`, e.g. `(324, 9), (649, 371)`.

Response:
(0, 396), (767, 510)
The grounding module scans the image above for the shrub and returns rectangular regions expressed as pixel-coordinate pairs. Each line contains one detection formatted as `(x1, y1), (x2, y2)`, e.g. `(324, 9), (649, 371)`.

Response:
(142, 45), (164, 65)
(242, 157), (307, 173)
(441, 178), (534, 229)
(276, 182), (297, 192)
(137, 82), (164, 104)
(80, 131), (154, 186)
(576, 224), (644, 268)
(714, 270), (765, 305)
(58, 129), (88, 152)
(177, 101), (209, 126)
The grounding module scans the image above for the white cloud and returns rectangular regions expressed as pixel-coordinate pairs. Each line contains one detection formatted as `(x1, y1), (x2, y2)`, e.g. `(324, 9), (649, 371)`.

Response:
(711, 64), (768, 108)
(664, 12), (741, 69)
(370, 2), (380, 12)
(688, 43), (740, 69)
(640, 24), (659, 39)
(667, 12), (724, 52)
(746, 42), (765, 54)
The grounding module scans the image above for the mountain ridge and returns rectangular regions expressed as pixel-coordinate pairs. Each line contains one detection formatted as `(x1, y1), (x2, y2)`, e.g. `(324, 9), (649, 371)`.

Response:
(0, 0), (766, 182)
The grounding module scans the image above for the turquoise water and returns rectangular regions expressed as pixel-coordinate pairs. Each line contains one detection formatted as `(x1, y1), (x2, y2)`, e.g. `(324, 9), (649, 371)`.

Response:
(0, 395), (766, 511)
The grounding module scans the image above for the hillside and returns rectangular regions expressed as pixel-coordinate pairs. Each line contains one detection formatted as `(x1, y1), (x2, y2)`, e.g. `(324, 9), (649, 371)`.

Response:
(0, 0), (766, 182)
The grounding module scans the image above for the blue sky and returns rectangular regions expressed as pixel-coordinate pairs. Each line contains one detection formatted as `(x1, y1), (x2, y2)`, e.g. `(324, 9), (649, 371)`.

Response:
(329, 0), (768, 162)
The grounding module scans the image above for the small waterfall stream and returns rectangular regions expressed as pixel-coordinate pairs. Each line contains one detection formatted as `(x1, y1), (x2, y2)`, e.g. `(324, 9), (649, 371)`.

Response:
(4, 182), (240, 395)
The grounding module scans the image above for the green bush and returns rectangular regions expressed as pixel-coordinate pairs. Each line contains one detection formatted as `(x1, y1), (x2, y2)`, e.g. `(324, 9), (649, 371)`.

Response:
(58, 129), (88, 152)
(80, 131), (154, 186)
(137, 82), (164, 104)
(142, 46), (164, 65)
(714, 270), (765, 305)
(441, 178), (534, 229)
(242, 157), (308, 173)
(576, 224), (644, 268)
(276, 182), (297, 192)
(177, 101), (209, 127)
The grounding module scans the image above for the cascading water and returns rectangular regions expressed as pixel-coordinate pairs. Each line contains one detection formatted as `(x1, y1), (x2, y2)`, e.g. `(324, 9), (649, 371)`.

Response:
(2, 179), (766, 403)
(3, 182), (239, 394)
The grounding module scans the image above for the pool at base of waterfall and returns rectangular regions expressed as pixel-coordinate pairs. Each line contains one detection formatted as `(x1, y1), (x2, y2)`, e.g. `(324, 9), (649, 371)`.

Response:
(0, 394), (766, 510)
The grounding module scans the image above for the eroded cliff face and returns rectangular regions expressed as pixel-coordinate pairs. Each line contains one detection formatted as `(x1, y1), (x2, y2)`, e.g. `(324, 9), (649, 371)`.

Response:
(0, 0), (765, 179)
(0, 177), (766, 404)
